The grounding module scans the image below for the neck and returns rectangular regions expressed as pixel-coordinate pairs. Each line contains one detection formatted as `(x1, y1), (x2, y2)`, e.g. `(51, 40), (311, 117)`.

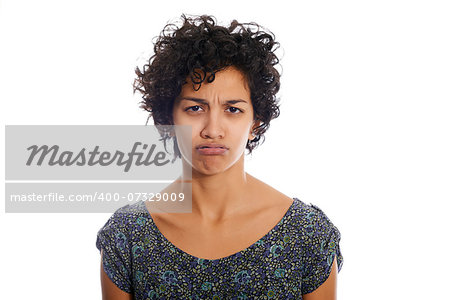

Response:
(179, 153), (255, 223)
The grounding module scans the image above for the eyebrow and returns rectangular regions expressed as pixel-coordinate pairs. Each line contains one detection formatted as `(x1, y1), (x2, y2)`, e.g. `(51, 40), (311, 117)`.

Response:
(180, 97), (248, 105)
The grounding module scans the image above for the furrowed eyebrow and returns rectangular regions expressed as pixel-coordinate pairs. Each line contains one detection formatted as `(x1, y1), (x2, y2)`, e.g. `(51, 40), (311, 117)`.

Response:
(180, 97), (248, 105)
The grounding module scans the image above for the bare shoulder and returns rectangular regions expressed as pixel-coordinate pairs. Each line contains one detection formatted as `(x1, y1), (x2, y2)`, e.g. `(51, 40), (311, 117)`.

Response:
(246, 173), (294, 210)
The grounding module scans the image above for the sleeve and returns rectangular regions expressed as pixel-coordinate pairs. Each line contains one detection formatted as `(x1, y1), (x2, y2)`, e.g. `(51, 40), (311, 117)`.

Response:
(96, 210), (133, 293)
(301, 203), (344, 294)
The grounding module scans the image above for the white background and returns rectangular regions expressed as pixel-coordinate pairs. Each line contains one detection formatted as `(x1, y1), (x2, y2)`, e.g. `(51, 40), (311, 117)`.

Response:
(1, 0), (449, 299)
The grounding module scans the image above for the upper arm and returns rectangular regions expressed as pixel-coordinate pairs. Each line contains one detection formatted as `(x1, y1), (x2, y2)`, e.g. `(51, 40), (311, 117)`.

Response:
(100, 249), (133, 300)
(300, 203), (343, 295)
(302, 255), (338, 300)
(96, 209), (134, 297)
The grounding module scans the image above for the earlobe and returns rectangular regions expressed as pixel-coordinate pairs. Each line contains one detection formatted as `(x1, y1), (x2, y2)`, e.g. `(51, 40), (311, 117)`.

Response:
(249, 120), (261, 141)
(248, 130), (256, 141)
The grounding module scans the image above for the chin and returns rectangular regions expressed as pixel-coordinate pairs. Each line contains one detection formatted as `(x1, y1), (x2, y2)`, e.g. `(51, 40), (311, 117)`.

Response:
(190, 157), (234, 176)
(180, 148), (244, 176)
(193, 162), (230, 176)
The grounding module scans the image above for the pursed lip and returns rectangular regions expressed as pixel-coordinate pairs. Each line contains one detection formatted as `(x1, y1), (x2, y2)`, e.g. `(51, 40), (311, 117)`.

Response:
(196, 143), (229, 150)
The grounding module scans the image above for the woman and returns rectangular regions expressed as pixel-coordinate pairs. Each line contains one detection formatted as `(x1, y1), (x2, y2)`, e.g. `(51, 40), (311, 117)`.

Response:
(96, 14), (343, 299)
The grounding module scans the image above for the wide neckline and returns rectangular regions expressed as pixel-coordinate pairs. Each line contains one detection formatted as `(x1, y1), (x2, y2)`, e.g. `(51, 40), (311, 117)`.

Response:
(139, 197), (299, 263)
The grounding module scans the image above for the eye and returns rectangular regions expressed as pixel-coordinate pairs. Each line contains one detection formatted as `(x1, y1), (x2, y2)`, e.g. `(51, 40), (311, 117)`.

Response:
(184, 105), (204, 112)
(226, 107), (243, 114)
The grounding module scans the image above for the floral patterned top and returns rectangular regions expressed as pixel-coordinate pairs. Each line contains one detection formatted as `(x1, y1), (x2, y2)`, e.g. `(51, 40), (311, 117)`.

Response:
(96, 197), (343, 299)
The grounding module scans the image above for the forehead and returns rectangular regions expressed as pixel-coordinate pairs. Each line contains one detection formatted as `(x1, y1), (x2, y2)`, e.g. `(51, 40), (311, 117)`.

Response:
(179, 66), (250, 99)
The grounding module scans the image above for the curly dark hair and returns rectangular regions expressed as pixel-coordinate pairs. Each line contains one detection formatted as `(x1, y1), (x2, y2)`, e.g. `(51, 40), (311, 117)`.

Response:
(133, 14), (281, 157)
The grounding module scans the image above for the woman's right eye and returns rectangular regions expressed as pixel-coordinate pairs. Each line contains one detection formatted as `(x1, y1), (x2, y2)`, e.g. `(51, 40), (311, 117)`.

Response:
(185, 106), (203, 112)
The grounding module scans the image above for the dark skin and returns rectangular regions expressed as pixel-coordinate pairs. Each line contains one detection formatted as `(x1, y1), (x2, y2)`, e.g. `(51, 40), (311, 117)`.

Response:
(100, 67), (338, 299)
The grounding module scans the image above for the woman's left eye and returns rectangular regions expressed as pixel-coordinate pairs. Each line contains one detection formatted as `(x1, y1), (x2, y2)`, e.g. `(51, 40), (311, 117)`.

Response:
(226, 107), (243, 114)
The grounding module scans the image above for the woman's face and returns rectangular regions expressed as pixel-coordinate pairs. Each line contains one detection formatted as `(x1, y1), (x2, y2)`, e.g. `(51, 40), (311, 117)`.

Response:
(172, 66), (257, 175)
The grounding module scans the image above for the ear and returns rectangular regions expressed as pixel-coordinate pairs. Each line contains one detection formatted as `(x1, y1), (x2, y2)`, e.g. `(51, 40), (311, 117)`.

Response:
(249, 120), (261, 141)
(165, 124), (176, 138)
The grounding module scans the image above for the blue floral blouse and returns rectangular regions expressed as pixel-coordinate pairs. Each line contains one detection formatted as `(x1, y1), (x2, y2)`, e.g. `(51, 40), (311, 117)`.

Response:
(96, 197), (343, 299)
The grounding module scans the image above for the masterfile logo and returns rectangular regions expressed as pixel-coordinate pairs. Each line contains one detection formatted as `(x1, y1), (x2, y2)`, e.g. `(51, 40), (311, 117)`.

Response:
(25, 142), (172, 172)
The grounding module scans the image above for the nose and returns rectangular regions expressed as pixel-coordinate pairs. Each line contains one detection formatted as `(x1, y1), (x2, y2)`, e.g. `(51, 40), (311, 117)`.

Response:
(200, 110), (224, 139)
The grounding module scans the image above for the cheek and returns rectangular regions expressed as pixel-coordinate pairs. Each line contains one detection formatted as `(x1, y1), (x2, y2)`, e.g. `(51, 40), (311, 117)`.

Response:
(231, 122), (253, 143)
(172, 109), (181, 124)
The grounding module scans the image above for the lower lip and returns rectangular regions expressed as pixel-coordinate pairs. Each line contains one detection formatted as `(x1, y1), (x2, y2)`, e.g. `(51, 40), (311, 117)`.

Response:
(196, 147), (228, 155)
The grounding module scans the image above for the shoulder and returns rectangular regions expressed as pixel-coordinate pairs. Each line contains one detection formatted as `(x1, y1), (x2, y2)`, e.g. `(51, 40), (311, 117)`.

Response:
(107, 201), (148, 225)
(247, 173), (294, 209)
(287, 199), (343, 266)
(96, 201), (150, 246)
(96, 203), (148, 294)
(287, 198), (341, 238)
(287, 198), (344, 288)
